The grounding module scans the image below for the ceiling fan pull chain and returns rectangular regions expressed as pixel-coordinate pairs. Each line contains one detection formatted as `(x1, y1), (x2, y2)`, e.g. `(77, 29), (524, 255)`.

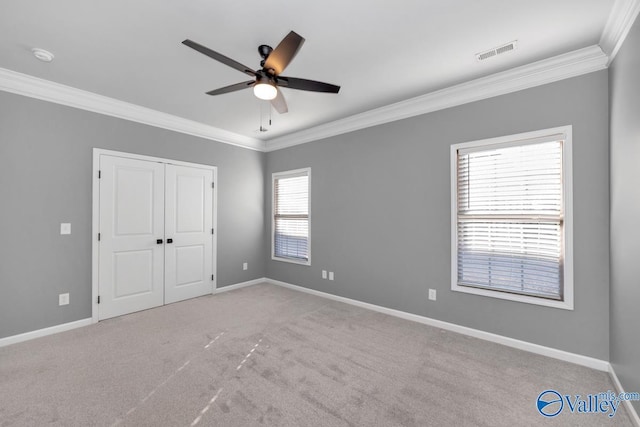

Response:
(258, 101), (269, 132)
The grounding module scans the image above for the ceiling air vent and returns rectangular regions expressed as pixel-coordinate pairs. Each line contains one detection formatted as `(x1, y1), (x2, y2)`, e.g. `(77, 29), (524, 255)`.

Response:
(476, 40), (517, 61)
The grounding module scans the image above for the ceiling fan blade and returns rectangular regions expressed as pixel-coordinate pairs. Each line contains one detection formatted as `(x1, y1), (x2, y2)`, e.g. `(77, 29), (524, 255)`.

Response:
(182, 39), (257, 77)
(278, 76), (340, 93)
(264, 31), (305, 75)
(271, 88), (288, 114)
(206, 80), (255, 96)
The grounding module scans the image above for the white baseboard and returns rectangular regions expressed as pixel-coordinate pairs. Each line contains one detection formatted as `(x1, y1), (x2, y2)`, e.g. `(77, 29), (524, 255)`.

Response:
(265, 278), (610, 372)
(215, 277), (267, 294)
(0, 278), (269, 348)
(609, 364), (640, 426)
(1, 277), (636, 422)
(0, 318), (93, 348)
(0, 278), (611, 373)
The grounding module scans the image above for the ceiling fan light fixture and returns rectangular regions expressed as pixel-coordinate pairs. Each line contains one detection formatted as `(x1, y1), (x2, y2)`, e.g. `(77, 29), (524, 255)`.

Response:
(253, 81), (277, 100)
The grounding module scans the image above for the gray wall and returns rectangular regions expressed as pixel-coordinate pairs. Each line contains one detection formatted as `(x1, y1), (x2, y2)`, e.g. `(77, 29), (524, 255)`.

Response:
(266, 71), (610, 359)
(0, 91), (265, 339)
(0, 54), (622, 379)
(610, 15), (640, 412)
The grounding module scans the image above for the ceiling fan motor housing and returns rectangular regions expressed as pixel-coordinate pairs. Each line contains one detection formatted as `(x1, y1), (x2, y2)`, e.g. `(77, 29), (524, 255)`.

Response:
(255, 69), (276, 84)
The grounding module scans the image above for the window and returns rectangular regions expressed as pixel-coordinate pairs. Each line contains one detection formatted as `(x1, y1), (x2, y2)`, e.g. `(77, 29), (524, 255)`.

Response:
(451, 127), (573, 310)
(272, 168), (311, 265)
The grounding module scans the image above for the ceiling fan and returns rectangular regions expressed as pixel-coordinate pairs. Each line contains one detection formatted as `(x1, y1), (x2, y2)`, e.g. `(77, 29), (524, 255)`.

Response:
(182, 31), (340, 114)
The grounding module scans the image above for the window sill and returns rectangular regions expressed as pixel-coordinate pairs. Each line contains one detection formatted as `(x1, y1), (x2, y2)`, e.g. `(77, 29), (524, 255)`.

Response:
(451, 283), (574, 310)
(272, 256), (311, 266)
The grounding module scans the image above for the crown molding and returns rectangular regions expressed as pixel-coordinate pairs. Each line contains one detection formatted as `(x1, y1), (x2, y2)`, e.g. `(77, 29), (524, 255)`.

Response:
(600, 0), (640, 64)
(265, 45), (608, 152)
(2, 1), (635, 154)
(0, 44), (615, 154)
(0, 68), (266, 151)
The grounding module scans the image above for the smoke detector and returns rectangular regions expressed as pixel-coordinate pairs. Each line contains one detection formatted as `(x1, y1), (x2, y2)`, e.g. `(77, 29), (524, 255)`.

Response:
(476, 41), (517, 61)
(32, 48), (54, 63)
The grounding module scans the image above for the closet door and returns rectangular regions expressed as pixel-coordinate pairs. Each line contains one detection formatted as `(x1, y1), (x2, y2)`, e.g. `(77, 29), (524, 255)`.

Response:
(98, 155), (165, 320)
(164, 164), (214, 304)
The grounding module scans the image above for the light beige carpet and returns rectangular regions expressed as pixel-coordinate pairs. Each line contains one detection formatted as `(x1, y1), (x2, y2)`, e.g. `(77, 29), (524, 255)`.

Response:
(0, 283), (633, 426)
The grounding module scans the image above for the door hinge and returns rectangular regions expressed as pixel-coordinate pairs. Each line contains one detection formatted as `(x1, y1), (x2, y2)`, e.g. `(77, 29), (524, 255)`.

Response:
(97, 295), (101, 304)
(98, 170), (101, 179)
(211, 228), (214, 235)
(211, 274), (215, 281)
(211, 182), (215, 189)
(98, 233), (101, 241)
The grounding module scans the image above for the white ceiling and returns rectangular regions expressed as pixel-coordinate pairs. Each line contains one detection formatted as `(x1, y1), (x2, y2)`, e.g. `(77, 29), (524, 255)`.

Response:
(0, 0), (628, 145)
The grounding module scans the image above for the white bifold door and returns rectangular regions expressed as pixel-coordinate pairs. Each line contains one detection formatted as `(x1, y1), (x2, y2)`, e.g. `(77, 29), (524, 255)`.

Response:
(98, 155), (214, 320)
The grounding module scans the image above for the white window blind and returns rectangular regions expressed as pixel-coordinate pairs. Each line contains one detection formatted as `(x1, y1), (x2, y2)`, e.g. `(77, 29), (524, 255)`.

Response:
(455, 137), (564, 300)
(273, 169), (310, 263)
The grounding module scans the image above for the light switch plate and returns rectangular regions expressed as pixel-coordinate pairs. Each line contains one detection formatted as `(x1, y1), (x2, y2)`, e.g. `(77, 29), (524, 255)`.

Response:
(428, 289), (437, 301)
(60, 223), (71, 235)
(243, 262), (248, 271)
(322, 270), (327, 279)
(329, 272), (334, 281)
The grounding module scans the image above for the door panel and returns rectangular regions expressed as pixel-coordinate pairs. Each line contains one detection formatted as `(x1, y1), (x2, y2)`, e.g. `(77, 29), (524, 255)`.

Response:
(175, 245), (205, 286)
(114, 168), (156, 235)
(176, 174), (205, 233)
(99, 155), (165, 320)
(165, 165), (213, 304)
(113, 250), (154, 297)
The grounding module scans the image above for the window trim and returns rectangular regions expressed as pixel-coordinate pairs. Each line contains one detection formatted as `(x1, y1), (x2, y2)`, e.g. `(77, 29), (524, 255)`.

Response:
(272, 167), (311, 266)
(450, 126), (574, 310)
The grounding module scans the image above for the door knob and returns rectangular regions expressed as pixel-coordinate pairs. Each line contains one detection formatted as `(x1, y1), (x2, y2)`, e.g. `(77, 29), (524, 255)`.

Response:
(167, 238), (173, 244)
(156, 239), (163, 244)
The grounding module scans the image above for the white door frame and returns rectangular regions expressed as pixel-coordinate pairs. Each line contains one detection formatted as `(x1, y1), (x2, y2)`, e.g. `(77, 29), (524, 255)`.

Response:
(91, 148), (218, 323)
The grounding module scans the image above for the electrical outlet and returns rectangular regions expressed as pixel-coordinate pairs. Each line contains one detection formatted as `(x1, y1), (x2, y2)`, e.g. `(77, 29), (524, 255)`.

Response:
(322, 270), (327, 279)
(242, 262), (248, 271)
(60, 223), (71, 235)
(329, 272), (334, 281)
(428, 289), (437, 301)
(59, 293), (70, 306)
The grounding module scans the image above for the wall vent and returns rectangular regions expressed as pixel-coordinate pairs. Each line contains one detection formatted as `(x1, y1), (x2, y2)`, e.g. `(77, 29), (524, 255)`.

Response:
(476, 40), (517, 61)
